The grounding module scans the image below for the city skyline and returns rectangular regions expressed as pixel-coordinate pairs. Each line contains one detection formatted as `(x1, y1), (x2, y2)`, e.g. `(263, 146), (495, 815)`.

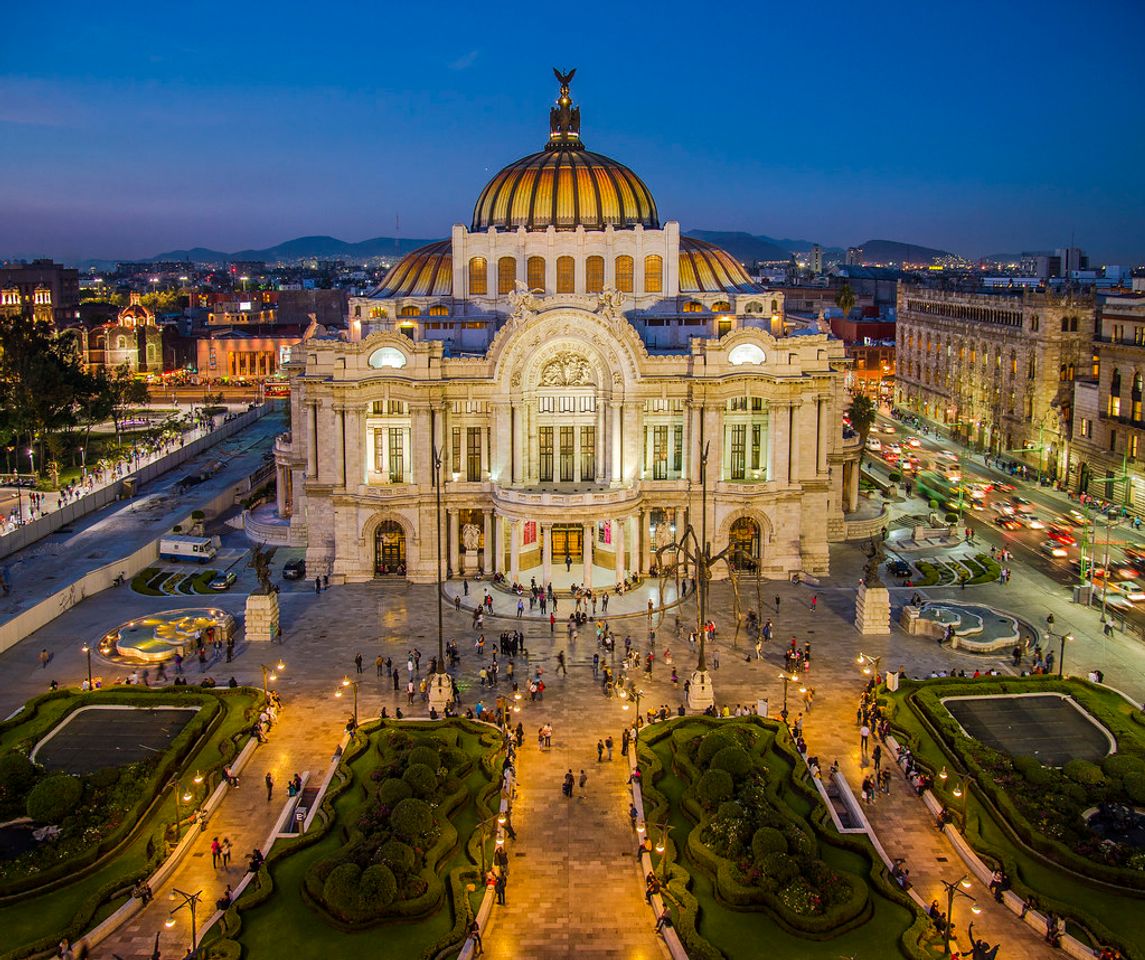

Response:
(2, 0), (1143, 265)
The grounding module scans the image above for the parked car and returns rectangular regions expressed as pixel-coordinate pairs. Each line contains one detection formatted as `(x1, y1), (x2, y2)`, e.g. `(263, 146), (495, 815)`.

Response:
(888, 559), (912, 577)
(209, 571), (237, 591)
(283, 558), (307, 580)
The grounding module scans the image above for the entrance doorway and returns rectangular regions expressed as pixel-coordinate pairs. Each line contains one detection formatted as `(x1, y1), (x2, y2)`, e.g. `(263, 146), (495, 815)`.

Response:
(728, 517), (760, 571)
(374, 521), (407, 576)
(550, 523), (583, 564)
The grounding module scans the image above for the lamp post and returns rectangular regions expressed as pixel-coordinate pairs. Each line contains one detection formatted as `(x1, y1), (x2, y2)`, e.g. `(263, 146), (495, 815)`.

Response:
(1058, 632), (1072, 678)
(80, 642), (92, 689)
(940, 875), (980, 956)
(952, 776), (972, 828)
(165, 887), (203, 956)
(336, 676), (360, 726)
(27, 448), (35, 478)
(427, 442), (452, 713)
(170, 777), (193, 840)
(620, 686), (645, 733)
(654, 823), (670, 882)
(475, 811), (507, 877)
(777, 672), (798, 724)
(857, 652), (882, 682)
(260, 660), (285, 700)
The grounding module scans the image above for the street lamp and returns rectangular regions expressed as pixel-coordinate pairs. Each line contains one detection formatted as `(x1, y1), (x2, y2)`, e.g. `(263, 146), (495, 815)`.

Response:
(27, 448), (35, 477)
(951, 776), (973, 828)
(857, 652), (882, 679)
(260, 660), (285, 700)
(335, 676), (360, 726)
(1059, 632), (1073, 678)
(169, 777), (194, 840)
(940, 875), (981, 956)
(426, 442), (452, 714)
(620, 687), (645, 732)
(777, 672), (799, 724)
(654, 823), (670, 882)
(80, 643), (92, 689)
(165, 887), (203, 956)
(475, 811), (508, 877)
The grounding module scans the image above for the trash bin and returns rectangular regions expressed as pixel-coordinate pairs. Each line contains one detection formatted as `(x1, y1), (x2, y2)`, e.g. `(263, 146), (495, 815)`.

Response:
(121, 477), (137, 499)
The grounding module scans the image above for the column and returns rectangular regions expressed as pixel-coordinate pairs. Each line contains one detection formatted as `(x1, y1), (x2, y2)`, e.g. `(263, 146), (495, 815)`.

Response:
(344, 404), (365, 488)
(583, 521), (594, 588)
(411, 403), (433, 488)
(542, 522), (552, 587)
(512, 405), (523, 484)
(275, 465), (287, 516)
(306, 402), (318, 478)
(483, 510), (493, 574)
(788, 401), (801, 483)
(448, 509), (460, 577)
(816, 398), (828, 475)
(687, 402), (702, 484)
(334, 405), (346, 488)
(595, 402), (606, 483)
(510, 520), (521, 585)
(494, 516), (506, 575)
(493, 403), (510, 484)
(771, 401), (790, 486)
(526, 401), (537, 483)
(614, 517), (626, 581)
(610, 401), (622, 483)
(848, 461), (861, 512)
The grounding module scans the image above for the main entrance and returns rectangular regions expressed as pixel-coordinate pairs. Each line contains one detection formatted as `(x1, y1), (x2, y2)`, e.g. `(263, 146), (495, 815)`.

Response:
(550, 523), (583, 564)
(374, 521), (407, 577)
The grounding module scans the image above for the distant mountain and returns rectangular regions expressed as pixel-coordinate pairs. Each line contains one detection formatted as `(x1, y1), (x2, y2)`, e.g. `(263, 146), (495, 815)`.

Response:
(148, 235), (439, 266)
(851, 239), (952, 264)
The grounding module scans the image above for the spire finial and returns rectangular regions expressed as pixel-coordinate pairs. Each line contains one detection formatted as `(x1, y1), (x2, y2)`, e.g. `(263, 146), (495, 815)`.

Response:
(547, 67), (583, 151)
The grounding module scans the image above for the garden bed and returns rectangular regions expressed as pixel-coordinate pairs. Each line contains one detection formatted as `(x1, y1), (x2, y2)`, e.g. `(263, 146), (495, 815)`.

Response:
(638, 717), (930, 960)
(206, 719), (501, 960)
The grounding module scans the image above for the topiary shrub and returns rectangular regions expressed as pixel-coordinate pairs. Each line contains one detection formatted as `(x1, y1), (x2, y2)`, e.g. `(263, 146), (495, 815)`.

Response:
(89, 767), (121, 789)
(407, 746), (441, 771)
(1013, 755), (1053, 786)
(377, 778), (412, 809)
(696, 769), (734, 807)
(1063, 759), (1105, 786)
(1102, 754), (1145, 780)
(761, 851), (799, 885)
(716, 801), (744, 821)
(360, 863), (398, 910)
(1123, 772), (1145, 804)
(787, 826), (817, 857)
(402, 763), (438, 798)
(323, 862), (394, 923)
(377, 839), (416, 875)
(390, 797), (434, 842)
(711, 746), (752, 780)
(752, 826), (788, 860)
(698, 732), (736, 766)
(0, 753), (37, 803)
(26, 773), (82, 823)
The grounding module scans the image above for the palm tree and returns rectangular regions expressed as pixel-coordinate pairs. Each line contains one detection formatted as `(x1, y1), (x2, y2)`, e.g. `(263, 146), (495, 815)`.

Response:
(848, 394), (877, 464)
(835, 282), (856, 319)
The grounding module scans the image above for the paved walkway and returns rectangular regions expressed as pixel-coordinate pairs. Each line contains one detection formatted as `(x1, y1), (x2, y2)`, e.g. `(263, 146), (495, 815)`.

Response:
(91, 703), (341, 959)
(481, 677), (666, 960)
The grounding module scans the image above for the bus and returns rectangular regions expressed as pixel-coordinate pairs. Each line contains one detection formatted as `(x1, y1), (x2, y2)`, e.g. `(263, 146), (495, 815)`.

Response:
(915, 471), (969, 513)
(159, 536), (220, 563)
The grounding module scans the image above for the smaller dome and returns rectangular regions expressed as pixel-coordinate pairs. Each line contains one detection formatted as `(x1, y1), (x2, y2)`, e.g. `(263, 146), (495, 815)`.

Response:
(377, 241), (452, 298)
(678, 238), (759, 294)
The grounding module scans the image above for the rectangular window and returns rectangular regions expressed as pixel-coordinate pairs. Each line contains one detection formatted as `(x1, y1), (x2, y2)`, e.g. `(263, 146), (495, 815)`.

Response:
(580, 426), (595, 481)
(1110, 429), (1118, 452)
(451, 426), (461, 474)
(1111, 396), (1122, 417)
(373, 429), (385, 474)
(388, 428), (404, 484)
(559, 426), (575, 481)
(1136, 327), (1145, 346)
(652, 425), (668, 480)
(539, 427), (554, 482)
(730, 424), (746, 480)
(466, 427), (481, 482)
(1131, 435), (1140, 459)
(1081, 418), (1091, 439)
(673, 425), (683, 472)
(751, 423), (761, 471)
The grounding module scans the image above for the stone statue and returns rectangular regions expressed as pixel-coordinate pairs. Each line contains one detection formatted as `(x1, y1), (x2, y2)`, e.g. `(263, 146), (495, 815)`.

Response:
(461, 523), (481, 552)
(862, 535), (885, 589)
(597, 285), (626, 321)
(539, 351), (594, 386)
(249, 545), (273, 594)
(508, 280), (542, 323)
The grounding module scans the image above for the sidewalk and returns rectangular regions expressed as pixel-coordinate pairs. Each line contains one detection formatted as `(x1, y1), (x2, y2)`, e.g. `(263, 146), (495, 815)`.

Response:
(442, 575), (682, 622)
(90, 703), (342, 960)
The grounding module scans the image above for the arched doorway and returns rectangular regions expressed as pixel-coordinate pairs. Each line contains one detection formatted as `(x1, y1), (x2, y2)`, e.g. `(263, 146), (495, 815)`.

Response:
(728, 517), (760, 571)
(374, 521), (407, 577)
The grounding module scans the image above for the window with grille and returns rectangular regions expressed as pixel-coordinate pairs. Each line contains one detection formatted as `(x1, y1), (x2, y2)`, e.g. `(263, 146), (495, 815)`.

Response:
(751, 423), (761, 470)
(730, 424), (746, 480)
(586, 256), (604, 293)
(557, 256), (575, 293)
(388, 428), (405, 484)
(451, 426), (461, 474)
(581, 426), (595, 480)
(498, 257), (516, 294)
(673, 426), (683, 472)
(652, 425), (668, 480)
(468, 257), (487, 295)
(465, 427), (480, 481)
(559, 426), (574, 481)
(373, 430), (385, 476)
(615, 255), (634, 293)
(527, 257), (545, 291)
(644, 255), (663, 293)
(539, 427), (554, 482)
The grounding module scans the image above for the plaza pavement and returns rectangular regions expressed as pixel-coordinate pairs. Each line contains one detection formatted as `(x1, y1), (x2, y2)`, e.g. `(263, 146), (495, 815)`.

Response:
(4, 526), (1145, 957)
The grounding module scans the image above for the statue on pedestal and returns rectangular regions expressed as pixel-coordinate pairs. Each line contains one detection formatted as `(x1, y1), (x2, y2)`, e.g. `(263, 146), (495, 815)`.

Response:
(862, 536), (885, 589)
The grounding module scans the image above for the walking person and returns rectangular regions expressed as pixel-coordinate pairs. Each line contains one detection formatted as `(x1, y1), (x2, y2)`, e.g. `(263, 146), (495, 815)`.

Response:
(354, 652), (363, 674)
(578, 768), (588, 798)
(265, 772), (274, 802)
(597, 739), (604, 762)
(563, 770), (575, 798)
(859, 723), (871, 760)
(221, 837), (232, 868)
(605, 735), (613, 760)
(211, 836), (221, 869)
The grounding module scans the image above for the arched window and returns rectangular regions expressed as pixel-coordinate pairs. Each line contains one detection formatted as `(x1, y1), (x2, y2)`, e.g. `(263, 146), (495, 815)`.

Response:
(556, 256), (575, 293)
(497, 256), (516, 294)
(712, 300), (732, 313)
(399, 305), (420, 317)
(744, 301), (763, 314)
(468, 257), (487, 295)
(429, 304), (449, 316)
(770, 299), (778, 314)
(585, 256), (604, 293)
(644, 255), (663, 293)
(615, 255), (634, 293)
(527, 256), (545, 292)
(116, 335), (127, 350)
(682, 301), (703, 313)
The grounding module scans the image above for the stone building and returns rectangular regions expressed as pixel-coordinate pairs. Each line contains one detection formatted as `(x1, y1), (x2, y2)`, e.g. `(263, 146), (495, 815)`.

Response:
(1069, 294), (1145, 505)
(895, 286), (1093, 478)
(274, 73), (862, 585)
(83, 292), (165, 373)
(0, 259), (79, 327)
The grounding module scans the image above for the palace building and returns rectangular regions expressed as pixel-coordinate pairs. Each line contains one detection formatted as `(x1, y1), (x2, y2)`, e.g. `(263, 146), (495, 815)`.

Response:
(274, 72), (862, 586)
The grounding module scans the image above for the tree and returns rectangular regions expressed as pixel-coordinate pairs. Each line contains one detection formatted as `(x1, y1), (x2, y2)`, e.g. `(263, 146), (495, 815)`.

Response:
(848, 394), (877, 464)
(106, 364), (151, 443)
(835, 282), (856, 319)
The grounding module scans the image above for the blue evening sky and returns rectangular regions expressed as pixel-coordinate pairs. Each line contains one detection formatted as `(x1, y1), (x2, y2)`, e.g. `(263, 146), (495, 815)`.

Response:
(1, 0), (1142, 264)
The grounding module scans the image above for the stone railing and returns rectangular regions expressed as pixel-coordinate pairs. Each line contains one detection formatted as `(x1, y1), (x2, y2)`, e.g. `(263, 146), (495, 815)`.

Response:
(274, 431), (292, 456)
(492, 483), (640, 510)
(243, 509), (293, 546)
(843, 506), (889, 541)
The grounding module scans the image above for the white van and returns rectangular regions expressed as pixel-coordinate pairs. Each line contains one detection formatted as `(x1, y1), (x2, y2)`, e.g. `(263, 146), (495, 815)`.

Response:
(159, 536), (220, 563)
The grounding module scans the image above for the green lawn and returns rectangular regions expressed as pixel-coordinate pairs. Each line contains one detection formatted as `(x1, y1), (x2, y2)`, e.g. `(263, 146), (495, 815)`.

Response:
(0, 688), (259, 960)
(214, 720), (499, 960)
(640, 717), (930, 960)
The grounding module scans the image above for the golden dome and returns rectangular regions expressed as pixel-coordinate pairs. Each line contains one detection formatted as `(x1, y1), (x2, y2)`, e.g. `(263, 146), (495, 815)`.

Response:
(472, 70), (658, 232)
(377, 240), (452, 297)
(678, 238), (759, 294)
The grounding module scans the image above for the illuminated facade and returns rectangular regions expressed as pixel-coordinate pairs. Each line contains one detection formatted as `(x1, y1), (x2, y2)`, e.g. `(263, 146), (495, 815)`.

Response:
(277, 73), (862, 585)
(84, 292), (165, 373)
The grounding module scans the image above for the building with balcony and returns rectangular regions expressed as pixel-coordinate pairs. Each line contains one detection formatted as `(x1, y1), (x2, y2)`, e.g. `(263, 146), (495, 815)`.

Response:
(895, 285), (1093, 478)
(0, 259), (80, 327)
(276, 73), (860, 585)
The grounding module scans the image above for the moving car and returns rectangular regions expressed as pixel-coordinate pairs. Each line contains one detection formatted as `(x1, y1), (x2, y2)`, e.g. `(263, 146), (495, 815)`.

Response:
(937, 450), (959, 463)
(906, 436), (923, 448)
(1046, 526), (1077, 545)
(866, 438), (882, 451)
(881, 424), (898, 435)
(1040, 540), (1069, 558)
(991, 502), (1015, 517)
(994, 516), (1022, 530)
(1024, 515), (1046, 530)
(209, 572), (237, 591)
(1010, 496), (1035, 515)
(887, 442), (902, 454)
(283, 558), (307, 580)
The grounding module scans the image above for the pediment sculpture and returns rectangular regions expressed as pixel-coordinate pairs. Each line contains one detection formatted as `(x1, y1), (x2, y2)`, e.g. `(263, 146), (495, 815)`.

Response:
(539, 352), (595, 386)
